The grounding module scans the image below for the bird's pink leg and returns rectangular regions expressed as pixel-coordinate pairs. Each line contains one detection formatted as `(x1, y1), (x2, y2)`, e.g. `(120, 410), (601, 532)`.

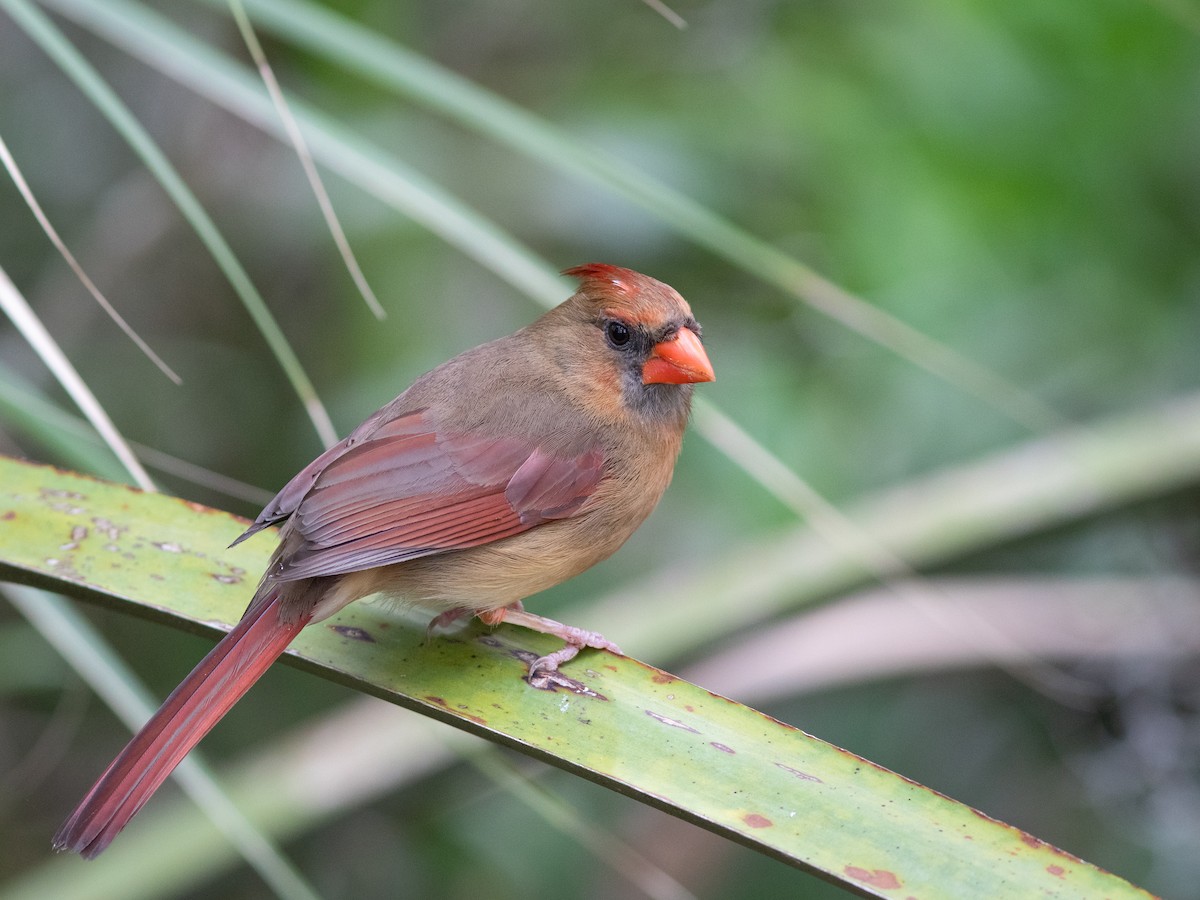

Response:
(478, 604), (622, 675)
(425, 607), (468, 642)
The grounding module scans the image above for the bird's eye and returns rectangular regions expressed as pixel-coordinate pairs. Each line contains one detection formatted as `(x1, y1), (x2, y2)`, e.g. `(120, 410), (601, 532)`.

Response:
(605, 320), (632, 348)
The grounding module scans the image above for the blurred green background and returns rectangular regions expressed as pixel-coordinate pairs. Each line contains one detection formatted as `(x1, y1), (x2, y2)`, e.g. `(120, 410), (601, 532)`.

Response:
(1, 0), (1199, 897)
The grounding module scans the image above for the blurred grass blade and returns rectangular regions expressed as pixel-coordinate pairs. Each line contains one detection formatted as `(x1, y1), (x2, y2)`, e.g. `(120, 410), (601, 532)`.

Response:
(0, 201), (314, 893)
(692, 399), (1099, 704)
(42, 0), (566, 307)
(3, 585), (324, 900)
(226, 0), (1062, 432)
(1146, 0), (1200, 35)
(45, 0), (1061, 431)
(0, 265), (154, 490)
(0, 364), (273, 505)
(461, 749), (698, 900)
(640, 0), (688, 30)
(1, 699), (461, 900)
(7, 691), (693, 900)
(0, 364), (128, 482)
(687, 576), (1200, 703)
(225, 0), (385, 321)
(0, 133), (181, 384)
(0, 455), (1152, 899)
(590, 390), (1200, 662)
(2, 0), (337, 448)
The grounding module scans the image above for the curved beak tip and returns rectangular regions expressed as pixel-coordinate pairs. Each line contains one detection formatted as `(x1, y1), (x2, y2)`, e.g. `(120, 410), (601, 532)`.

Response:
(641, 327), (715, 385)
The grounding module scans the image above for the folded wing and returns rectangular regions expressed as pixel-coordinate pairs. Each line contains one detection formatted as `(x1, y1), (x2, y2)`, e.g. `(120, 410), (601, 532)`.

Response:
(242, 409), (605, 582)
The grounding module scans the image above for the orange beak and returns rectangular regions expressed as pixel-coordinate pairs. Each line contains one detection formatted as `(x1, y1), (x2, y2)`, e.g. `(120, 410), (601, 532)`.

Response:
(641, 327), (715, 385)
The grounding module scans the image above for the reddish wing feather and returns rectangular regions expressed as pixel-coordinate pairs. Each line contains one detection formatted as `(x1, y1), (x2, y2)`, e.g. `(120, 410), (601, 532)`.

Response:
(230, 405), (406, 546)
(507, 446), (605, 522)
(270, 411), (606, 582)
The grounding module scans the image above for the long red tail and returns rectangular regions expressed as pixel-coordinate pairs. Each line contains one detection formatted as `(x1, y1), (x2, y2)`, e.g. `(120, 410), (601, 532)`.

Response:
(53, 590), (310, 857)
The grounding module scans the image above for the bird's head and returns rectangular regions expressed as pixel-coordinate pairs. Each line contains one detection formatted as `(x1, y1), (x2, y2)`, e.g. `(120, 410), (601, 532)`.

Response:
(540, 263), (714, 425)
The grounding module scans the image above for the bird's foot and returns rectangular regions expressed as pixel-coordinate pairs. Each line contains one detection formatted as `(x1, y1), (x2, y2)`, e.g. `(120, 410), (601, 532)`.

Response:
(480, 605), (622, 686)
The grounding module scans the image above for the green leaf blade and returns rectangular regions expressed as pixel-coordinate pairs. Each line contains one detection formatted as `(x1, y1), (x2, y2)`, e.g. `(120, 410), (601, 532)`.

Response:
(0, 455), (1151, 899)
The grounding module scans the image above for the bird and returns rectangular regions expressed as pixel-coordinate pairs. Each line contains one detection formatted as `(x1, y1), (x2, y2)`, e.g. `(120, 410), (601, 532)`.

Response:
(53, 263), (714, 858)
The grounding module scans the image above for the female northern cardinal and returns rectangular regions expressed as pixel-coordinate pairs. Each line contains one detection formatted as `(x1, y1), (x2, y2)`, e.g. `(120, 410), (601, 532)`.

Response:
(54, 263), (714, 857)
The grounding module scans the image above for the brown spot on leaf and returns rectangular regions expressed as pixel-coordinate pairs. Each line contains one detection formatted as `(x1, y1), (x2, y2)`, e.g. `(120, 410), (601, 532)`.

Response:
(651, 672), (677, 684)
(1046, 865), (1065, 878)
(1, 511), (15, 520)
(524, 668), (608, 698)
(965, 808), (1086, 866)
(423, 695), (488, 726)
(330, 625), (374, 642)
(743, 814), (773, 829)
(645, 709), (700, 733)
(42, 488), (85, 500)
(776, 762), (822, 782)
(510, 650), (609, 698)
(844, 867), (901, 890)
(91, 517), (123, 541)
(710, 742), (735, 754)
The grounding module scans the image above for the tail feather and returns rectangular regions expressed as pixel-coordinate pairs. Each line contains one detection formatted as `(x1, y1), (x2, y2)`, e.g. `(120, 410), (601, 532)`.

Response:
(53, 590), (309, 857)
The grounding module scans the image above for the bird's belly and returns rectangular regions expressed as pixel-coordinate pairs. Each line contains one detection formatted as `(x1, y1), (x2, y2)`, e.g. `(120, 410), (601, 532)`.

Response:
(369, 510), (637, 613)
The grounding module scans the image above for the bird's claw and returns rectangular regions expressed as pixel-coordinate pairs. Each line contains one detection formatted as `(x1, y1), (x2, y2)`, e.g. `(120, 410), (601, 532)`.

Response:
(523, 630), (621, 693)
(424, 608), (466, 644)
(522, 651), (607, 697)
(528, 643), (582, 677)
(525, 666), (591, 692)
